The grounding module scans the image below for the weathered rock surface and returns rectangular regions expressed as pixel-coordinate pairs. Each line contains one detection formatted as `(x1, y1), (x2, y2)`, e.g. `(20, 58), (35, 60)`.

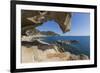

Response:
(21, 10), (71, 33)
(21, 46), (89, 63)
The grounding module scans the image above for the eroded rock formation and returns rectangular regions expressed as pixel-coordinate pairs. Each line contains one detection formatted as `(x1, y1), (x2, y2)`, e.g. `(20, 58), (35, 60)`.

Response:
(21, 10), (71, 35)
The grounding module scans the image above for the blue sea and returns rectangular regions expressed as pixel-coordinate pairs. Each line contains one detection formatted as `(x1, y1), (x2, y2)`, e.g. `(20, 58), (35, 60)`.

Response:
(42, 36), (90, 57)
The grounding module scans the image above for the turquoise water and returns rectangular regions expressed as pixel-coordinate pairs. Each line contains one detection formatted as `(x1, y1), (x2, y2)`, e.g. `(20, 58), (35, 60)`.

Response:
(42, 36), (90, 57)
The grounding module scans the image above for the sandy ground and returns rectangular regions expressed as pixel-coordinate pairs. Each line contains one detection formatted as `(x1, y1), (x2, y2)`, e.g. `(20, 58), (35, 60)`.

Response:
(21, 46), (89, 63)
(21, 46), (36, 63)
(21, 46), (71, 63)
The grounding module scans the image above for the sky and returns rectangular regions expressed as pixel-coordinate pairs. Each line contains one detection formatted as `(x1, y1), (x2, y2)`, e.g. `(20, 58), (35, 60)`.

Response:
(36, 12), (90, 36)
